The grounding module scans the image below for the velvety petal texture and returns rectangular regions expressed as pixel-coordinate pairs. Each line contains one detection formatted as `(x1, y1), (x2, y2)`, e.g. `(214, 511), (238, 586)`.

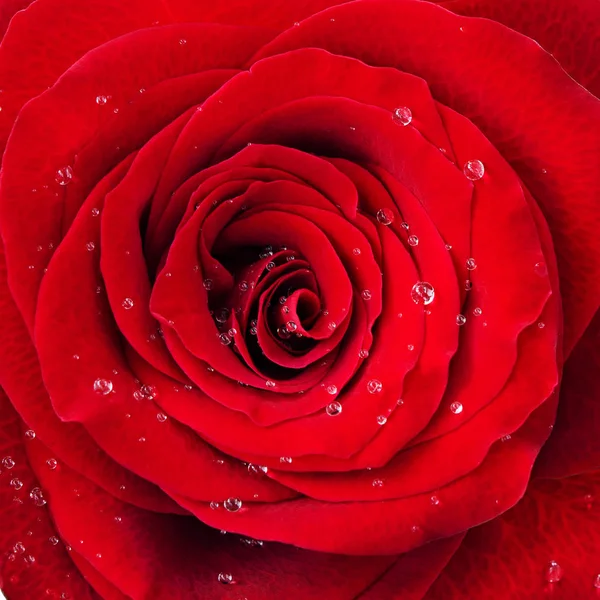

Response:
(0, 0), (598, 598)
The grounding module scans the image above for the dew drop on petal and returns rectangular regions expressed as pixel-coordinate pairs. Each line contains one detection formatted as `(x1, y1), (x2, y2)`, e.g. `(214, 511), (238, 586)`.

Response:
(24, 430), (36, 440)
(376, 208), (394, 226)
(55, 166), (73, 186)
(358, 349), (369, 359)
(326, 384), (338, 396)
(218, 333), (232, 346)
(534, 261), (548, 277)
(224, 497), (242, 513)
(265, 380), (276, 389)
(352, 248), (361, 256)
(466, 258), (477, 271)
(367, 379), (383, 394)
(456, 314), (467, 326)
(463, 159), (485, 181)
(46, 458), (58, 470)
(361, 289), (372, 301)
(593, 574), (600, 589)
(376, 415), (387, 426)
(95, 95), (108, 106)
(450, 402), (463, 414)
(372, 479), (384, 488)
(156, 413), (168, 423)
(30, 487), (47, 506)
(392, 106), (412, 126)
(545, 561), (564, 584)
(430, 495), (440, 506)
(473, 307), (483, 317)
(122, 298), (134, 310)
(218, 573), (234, 585)
(93, 378), (113, 396)
(2, 456), (15, 469)
(10, 478), (23, 490)
(326, 401), (342, 417)
(407, 235), (419, 247)
(279, 456), (292, 464)
(411, 282), (435, 306)
(203, 278), (213, 291)
(537, 321), (546, 329)
(49, 536), (60, 546)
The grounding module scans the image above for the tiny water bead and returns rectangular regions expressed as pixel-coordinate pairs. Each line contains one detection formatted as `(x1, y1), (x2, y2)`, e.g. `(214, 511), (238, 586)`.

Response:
(407, 235), (419, 247)
(55, 166), (73, 186)
(156, 412), (168, 423)
(352, 248), (361, 256)
(93, 378), (113, 395)
(265, 380), (276, 389)
(361, 289), (372, 301)
(247, 464), (268, 475)
(545, 560), (564, 584)
(86, 241), (95, 252)
(430, 495), (440, 506)
(49, 536), (60, 546)
(210, 501), (220, 510)
(465, 279), (473, 291)
(392, 106), (412, 126)
(376, 415), (387, 426)
(24, 430), (36, 440)
(534, 261), (548, 277)
(358, 349), (369, 359)
(14, 542), (26, 554)
(456, 314), (467, 326)
(326, 384), (338, 396)
(450, 402), (464, 415)
(411, 282), (435, 306)
(122, 297), (134, 310)
(372, 479), (384, 488)
(593, 574), (600, 589)
(280, 456), (293, 464)
(465, 258), (477, 271)
(10, 478), (23, 490)
(218, 333), (232, 346)
(178, 38), (187, 45)
(46, 458), (58, 470)
(217, 573), (234, 585)
(473, 307), (483, 317)
(239, 281), (249, 292)
(463, 159), (485, 181)
(326, 401), (342, 417)
(224, 497), (242, 513)
(203, 278), (213, 291)
(30, 487), (47, 506)
(376, 208), (394, 226)
(2, 456), (15, 469)
(367, 379), (383, 394)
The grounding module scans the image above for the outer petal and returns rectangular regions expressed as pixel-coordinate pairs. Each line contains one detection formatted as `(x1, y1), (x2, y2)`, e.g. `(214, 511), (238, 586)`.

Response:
(535, 308), (600, 478)
(441, 0), (600, 97)
(426, 472), (600, 599)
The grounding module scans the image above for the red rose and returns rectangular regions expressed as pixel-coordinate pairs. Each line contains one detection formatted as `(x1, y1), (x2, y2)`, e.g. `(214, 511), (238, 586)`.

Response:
(0, 0), (598, 598)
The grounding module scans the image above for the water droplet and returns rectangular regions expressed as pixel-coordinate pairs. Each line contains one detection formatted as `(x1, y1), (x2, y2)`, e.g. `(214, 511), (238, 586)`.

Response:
(450, 402), (463, 414)
(372, 478), (384, 488)
(95, 553), (102, 559)
(445, 244), (453, 250)
(430, 495), (440, 506)
(407, 235), (419, 247)
(122, 297), (134, 310)
(265, 380), (276, 389)
(24, 429), (36, 440)
(219, 333), (232, 346)
(392, 106), (412, 126)
(352, 248), (361, 256)
(534, 261), (548, 277)
(91, 208), (100, 218)
(2, 456), (15, 469)
(46, 458), (58, 470)
(10, 478), (23, 490)
(215, 307), (230, 323)
(55, 166), (73, 186)
(203, 278), (213, 291)
(359, 349), (369, 359)
(463, 160), (485, 181)
(465, 258), (477, 271)
(501, 435), (512, 442)
(593, 574), (600, 589)
(96, 95), (108, 106)
(280, 456), (292, 464)
(456, 314), (467, 326)
(286, 321), (298, 333)
(376, 415), (387, 426)
(465, 279), (473, 291)
(545, 560), (564, 584)
(367, 379), (383, 394)
(239, 281), (249, 292)
(93, 378), (113, 395)
(537, 321), (546, 329)
(138, 437), (146, 443)
(361, 289), (372, 301)
(210, 501), (220, 510)
(266, 261), (275, 271)
(224, 497), (242, 512)
(326, 384), (338, 395)
(218, 573), (234, 585)
(14, 542), (26, 554)
(277, 326), (291, 340)
(49, 536), (60, 546)
(24, 554), (35, 566)
(326, 401), (342, 416)
(411, 282), (435, 305)
(156, 412), (168, 423)
(179, 38), (187, 45)
(473, 307), (483, 317)
(376, 208), (394, 226)
(114, 516), (122, 523)
(30, 487), (47, 506)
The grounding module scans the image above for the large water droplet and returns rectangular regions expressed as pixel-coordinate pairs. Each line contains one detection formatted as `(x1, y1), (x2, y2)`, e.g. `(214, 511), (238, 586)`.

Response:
(367, 379), (383, 394)
(224, 497), (242, 513)
(411, 282), (435, 306)
(93, 378), (113, 396)
(463, 160), (485, 181)
(392, 107), (412, 126)
(545, 560), (564, 583)
(55, 166), (73, 186)
(95, 95), (108, 106)
(326, 401), (342, 416)
(376, 208), (394, 226)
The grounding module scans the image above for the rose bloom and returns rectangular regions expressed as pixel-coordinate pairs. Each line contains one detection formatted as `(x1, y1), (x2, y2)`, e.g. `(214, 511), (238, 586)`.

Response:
(0, 0), (598, 598)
